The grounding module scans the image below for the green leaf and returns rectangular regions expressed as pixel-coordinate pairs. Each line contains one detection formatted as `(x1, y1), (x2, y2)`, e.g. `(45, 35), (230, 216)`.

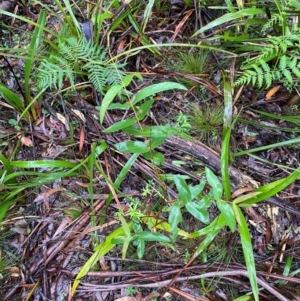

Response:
(114, 153), (139, 189)
(114, 140), (149, 153)
(193, 216), (224, 258)
(143, 151), (165, 165)
(132, 82), (187, 105)
(148, 136), (167, 149)
(151, 152), (164, 165)
(103, 117), (136, 133)
(135, 231), (170, 243)
(193, 8), (266, 36)
(169, 203), (182, 241)
(136, 99), (155, 120)
(10, 160), (76, 168)
(190, 180), (206, 199)
(233, 191), (261, 205)
(0, 83), (27, 119)
(186, 201), (210, 224)
(25, 10), (46, 108)
(117, 212), (131, 259)
(238, 168), (300, 207)
(99, 84), (123, 124)
(173, 175), (192, 205)
(72, 224), (132, 294)
(233, 204), (259, 301)
(221, 127), (231, 202)
(205, 167), (223, 200)
(122, 124), (174, 137)
(216, 200), (235, 232)
(137, 239), (145, 259)
(0, 154), (16, 184)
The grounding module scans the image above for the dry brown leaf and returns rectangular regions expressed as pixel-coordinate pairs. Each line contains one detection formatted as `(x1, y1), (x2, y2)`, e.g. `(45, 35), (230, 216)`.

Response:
(20, 136), (33, 147)
(231, 186), (254, 199)
(265, 85), (281, 100)
(79, 125), (85, 153)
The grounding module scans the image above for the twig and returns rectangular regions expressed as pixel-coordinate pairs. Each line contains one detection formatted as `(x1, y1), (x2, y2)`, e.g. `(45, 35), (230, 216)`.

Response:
(80, 270), (289, 301)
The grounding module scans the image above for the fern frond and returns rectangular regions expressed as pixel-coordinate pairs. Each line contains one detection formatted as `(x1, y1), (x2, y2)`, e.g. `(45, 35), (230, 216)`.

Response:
(36, 32), (126, 94)
(37, 57), (75, 90)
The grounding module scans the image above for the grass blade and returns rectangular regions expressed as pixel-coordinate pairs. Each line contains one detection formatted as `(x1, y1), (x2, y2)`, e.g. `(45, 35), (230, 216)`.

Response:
(233, 204), (259, 301)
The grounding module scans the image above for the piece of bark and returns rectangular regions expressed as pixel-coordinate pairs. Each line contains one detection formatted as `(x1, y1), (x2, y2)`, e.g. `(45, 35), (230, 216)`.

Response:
(165, 135), (259, 189)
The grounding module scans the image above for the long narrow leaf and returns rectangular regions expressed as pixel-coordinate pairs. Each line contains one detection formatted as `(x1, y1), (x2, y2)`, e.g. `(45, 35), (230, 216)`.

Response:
(72, 224), (131, 295)
(233, 204), (259, 301)
(25, 10), (46, 111)
(221, 75), (232, 201)
(238, 169), (300, 206)
(193, 8), (266, 36)
(133, 83), (187, 105)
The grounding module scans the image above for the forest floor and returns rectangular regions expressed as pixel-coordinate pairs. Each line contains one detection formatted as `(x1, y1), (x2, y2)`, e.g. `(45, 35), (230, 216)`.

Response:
(1, 1), (300, 301)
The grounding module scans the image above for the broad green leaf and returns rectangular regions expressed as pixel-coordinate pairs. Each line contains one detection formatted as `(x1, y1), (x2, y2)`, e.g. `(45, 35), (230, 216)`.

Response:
(216, 200), (235, 232)
(191, 214), (226, 238)
(99, 84), (123, 124)
(190, 180), (206, 199)
(95, 140), (108, 156)
(205, 167), (223, 200)
(135, 231), (170, 243)
(233, 204), (259, 301)
(137, 239), (145, 259)
(114, 140), (149, 153)
(169, 203), (182, 241)
(136, 99), (154, 120)
(103, 99), (154, 133)
(122, 124), (177, 137)
(107, 103), (130, 110)
(199, 195), (213, 208)
(193, 217), (224, 258)
(185, 201), (210, 224)
(193, 8), (266, 36)
(121, 73), (142, 87)
(103, 117), (136, 133)
(148, 136), (167, 149)
(133, 82), (187, 105)
(173, 175), (192, 205)
(186, 201), (210, 224)
(151, 152), (164, 165)
(114, 153), (139, 188)
(143, 151), (165, 165)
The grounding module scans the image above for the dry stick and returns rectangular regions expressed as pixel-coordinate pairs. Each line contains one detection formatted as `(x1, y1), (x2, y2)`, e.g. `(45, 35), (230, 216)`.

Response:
(30, 200), (105, 274)
(79, 270), (289, 301)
